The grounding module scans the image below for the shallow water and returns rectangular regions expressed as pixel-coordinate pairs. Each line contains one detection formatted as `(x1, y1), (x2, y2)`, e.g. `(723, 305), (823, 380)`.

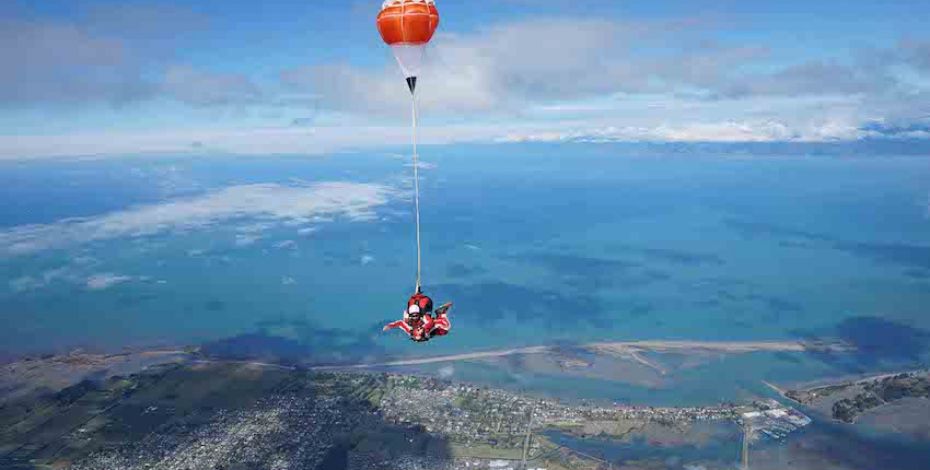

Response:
(547, 414), (930, 470)
(544, 426), (740, 467)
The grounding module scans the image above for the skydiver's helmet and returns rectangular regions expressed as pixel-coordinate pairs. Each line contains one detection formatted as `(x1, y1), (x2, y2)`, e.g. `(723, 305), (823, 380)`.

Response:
(406, 304), (422, 321)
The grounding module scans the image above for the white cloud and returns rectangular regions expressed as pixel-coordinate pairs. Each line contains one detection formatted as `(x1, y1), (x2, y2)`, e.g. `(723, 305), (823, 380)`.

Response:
(236, 222), (275, 234)
(85, 273), (133, 290)
(0, 182), (391, 256)
(0, 5), (207, 107)
(281, 276), (297, 286)
(273, 240), (298, 250)
(0, 112), (884, 160)
(438, 365), (454, 378)
(405, 161), (437, 170)
(9, 266), (140, 293)
(9, 276), (44, 292)
(282, 17), (920, 120)
(234, 234), (261, 247)
(662, 122), (794, 142)
(280, 18), (670, 116)
(8, 267), (77, 292)
(497, 117), (867, 144)
(0, 123), (501, 159)
(0, 12), (925, 160)
(361, 254), (375, 266)
(0, 17), (143, 106)
(0, 15), (927, 160)
(270, 18), (929, 149)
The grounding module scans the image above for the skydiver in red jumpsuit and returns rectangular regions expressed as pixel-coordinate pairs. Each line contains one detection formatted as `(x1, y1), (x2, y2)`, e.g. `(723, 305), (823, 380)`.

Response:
(383, 291), (452, 342)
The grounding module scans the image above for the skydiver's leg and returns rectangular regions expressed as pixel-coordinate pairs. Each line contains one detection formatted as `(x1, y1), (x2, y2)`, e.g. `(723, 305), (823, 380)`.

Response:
(434, 302), (452, 317)
(430, 314), (450, 336)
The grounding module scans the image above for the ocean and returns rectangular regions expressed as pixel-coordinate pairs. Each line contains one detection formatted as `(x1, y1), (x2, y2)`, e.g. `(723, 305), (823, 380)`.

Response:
(2, 144), (929, 404)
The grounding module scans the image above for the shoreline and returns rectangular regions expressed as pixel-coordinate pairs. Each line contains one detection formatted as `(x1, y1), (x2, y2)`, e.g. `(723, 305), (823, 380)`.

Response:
(310, 339), (822, 370)
(0, 338), (838, 371)
(0, 338), (870, 412)
(1, 337), (845, 369)
(783, 368), (930, 393)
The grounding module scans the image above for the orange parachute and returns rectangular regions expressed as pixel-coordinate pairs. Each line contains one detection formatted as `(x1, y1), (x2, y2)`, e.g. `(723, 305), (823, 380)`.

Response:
(376, 0), (439, 46)
(376, 0), (440, 90)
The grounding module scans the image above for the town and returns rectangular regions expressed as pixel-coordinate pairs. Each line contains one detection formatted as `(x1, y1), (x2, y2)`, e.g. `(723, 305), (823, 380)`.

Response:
(2, 363), (811, 470)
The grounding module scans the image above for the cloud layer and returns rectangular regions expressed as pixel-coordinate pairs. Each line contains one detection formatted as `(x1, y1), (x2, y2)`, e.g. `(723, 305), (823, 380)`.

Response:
(0, 6), (258, 109)
(9, 265), (140, 293)
(1, 4), (928, 157)
(283, 19), (929, 119)
(0, 17), (143, 106)
(85, 273), (134, 290)
(0, 182), (391, 256)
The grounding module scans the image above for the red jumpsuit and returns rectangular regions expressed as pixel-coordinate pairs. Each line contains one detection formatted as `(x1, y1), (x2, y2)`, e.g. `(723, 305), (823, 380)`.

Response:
(424, 310), (451, 337)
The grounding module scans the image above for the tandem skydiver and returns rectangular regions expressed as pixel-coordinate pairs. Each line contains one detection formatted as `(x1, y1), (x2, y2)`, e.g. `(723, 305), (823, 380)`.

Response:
(383, 290), (452, 342)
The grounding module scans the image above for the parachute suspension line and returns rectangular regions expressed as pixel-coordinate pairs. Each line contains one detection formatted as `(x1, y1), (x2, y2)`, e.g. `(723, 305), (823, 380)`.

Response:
(411, 83), (422, 294)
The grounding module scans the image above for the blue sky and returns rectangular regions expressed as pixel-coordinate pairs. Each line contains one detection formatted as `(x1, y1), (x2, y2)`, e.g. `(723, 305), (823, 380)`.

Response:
(1, 0), (928, 158)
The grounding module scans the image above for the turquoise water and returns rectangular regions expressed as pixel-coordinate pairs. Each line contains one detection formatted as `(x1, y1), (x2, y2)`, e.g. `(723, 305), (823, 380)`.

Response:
(544, 427), (740, 468)
(546, 418), (930, 470)
(1, 145), (929, 402)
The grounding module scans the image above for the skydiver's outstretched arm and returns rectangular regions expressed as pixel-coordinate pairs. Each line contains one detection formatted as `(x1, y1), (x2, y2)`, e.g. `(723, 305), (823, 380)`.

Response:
(383, 320), (412, 334)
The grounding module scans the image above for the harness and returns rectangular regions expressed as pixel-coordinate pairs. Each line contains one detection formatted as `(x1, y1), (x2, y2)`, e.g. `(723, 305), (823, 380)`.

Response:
(407, 294), (433, 314)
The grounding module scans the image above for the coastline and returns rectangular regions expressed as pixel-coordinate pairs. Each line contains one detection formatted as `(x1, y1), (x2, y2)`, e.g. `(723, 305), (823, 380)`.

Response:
(310, 339), (829, 370)
(1, 338), (853, 410)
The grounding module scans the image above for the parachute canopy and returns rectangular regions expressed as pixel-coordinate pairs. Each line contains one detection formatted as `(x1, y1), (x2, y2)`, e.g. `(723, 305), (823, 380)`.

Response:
(376, 0), (440, 83)
(376, 0), (439, 46)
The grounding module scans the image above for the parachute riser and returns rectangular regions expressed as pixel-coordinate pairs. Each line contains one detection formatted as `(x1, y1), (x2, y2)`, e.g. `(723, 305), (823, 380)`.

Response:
(410, 78), (422, 294)
(376, 0), (437, 297)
